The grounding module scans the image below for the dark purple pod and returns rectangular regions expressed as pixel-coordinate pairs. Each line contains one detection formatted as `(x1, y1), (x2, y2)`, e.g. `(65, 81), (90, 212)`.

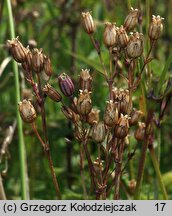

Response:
(58, 73), (74, 97)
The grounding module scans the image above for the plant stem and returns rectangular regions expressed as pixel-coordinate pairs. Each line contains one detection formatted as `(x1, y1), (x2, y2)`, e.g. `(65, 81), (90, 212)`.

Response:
(114, 139), (125, 199)
(134, 138), (149, 199)
(6, 0), (29, 200)
(89, 35), (108, 77)
(149, 146), (168, 200)
(31, 123), (61, 199)
(79, 143), (87, 199)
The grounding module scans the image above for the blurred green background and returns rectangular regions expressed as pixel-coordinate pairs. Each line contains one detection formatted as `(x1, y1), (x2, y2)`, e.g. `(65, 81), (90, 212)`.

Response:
(0, 0), (172, 199)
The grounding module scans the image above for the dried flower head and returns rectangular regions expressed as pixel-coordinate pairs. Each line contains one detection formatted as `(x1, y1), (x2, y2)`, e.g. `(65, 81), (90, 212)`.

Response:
(92, 121), (106, 143)
(126, 32), (143, 58)
(148, 15), (164, 40)
(124, 7), (139, 32)
(103, 22), (117, 47)
(116, 25), (129, 48)
(32, 48), (44, 73)
(7, 36), (27, 63)
(18, 99), (37, 123)
(81, 11), (95, 34)
(58, 73), (75, 97)
(43, 83), (62, 102)
(77, 90), (92, 115)
(79, 69), (92, 91)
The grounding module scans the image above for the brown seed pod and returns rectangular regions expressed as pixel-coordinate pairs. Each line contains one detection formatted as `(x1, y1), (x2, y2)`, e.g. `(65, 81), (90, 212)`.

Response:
(148, 15), (164, 40)
(87, 108), (100, 125)
(104, 100), (118, 127)
(92, 121), (106, 143)
(32, 48), (44, 73)
(79, 69), (92, 91)
(81, 11), (95, 34)
(114, 114), (130, 139)
(129, 109), (143, 126)
(126, 32), (143, 59)
(22, 47), (33, 72)
(77, 90), (92, 115)
(7, 36), (27, 63)
(103, 22), (117, 47)
(116, 25), (129, 48)
(43, 55), (53, 77)
(58, 73), (75, 97)
(43, 83), (62, 102)
(124, 7), (139, 32)
(18, 99), (37, 123)
(134, 122), (146, 141)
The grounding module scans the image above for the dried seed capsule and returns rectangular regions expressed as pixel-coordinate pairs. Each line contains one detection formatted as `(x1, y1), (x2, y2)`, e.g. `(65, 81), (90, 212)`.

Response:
(58, 73), (75, 97)
(103, 22), (117, 47)
(134, 122), (146, 141)
(43, 55), (53, 77)
(148, 15), (164, 40)
(18, 99), (37, 123)
(77, 90), (92, 115)
(87, 107), (100, 125)
(124, 7), (139, 32)
(79, 69), (92, 91)
(129, 109), (143, 126)
(7, 37), (27, 63)
(104, 100), (118, 127)
(81, 11), (95, 34)
(61, 105), (79, 123)
(114, 114), (129, 139)
(43, 83), (62, 102)
(120, 89), (130, 114)
(126, 32), (143, 58)
(92, 122), (106, 143)
(116, 25), (129, 48)
(32, 48), (44, 73)
(22, 47), (33, 72)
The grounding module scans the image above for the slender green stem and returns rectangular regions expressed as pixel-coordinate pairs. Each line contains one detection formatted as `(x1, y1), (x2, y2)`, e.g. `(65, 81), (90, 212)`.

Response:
(149, 147), (168, 200)
(6, 0), (29, 199)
